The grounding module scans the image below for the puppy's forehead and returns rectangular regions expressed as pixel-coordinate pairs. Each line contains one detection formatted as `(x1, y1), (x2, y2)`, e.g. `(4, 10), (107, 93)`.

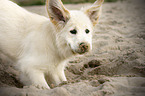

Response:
(69, 10), (93, 28)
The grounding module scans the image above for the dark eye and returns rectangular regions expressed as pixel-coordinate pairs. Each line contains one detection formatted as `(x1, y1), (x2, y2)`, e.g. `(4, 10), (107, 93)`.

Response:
(70, 29), (77, 34)
(85, 29), (90, 34)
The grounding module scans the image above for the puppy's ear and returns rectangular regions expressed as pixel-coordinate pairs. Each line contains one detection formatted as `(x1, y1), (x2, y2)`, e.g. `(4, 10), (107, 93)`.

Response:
(83, 0), (104, 26)
(46, 0), (70, 26)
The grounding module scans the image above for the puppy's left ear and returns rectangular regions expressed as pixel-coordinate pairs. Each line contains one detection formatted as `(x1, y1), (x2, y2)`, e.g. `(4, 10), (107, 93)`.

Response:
(83, 0), (104, 26)
(46, 0), (70, 26)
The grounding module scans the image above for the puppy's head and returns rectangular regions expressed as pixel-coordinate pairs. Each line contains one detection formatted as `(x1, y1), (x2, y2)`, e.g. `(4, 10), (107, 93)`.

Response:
(46, 0), (104, 57)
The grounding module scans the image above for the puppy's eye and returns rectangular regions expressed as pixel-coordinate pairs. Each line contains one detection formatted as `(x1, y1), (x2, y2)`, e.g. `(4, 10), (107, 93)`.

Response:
(85, 29), (90, 34)
(70, 29), (77, 34)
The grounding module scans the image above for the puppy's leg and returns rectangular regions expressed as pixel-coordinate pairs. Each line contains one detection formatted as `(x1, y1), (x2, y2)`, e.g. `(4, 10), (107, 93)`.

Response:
(59, 70), (67, 82)
(20, 68), (50, 89)
(47, 68), (67, 86)
(50, 73), (61, 86)
(57, 62), (67, 82)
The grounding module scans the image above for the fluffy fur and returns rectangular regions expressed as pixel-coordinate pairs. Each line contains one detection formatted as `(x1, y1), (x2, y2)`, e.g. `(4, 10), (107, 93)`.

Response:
(0, 0), (103, 89)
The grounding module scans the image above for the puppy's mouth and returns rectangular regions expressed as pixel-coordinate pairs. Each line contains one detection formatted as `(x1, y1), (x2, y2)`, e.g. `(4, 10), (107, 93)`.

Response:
(74, 49), (89, 55)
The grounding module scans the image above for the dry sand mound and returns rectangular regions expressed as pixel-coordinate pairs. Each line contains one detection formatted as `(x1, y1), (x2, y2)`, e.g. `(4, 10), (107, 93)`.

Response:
(0, 0), (145, 96)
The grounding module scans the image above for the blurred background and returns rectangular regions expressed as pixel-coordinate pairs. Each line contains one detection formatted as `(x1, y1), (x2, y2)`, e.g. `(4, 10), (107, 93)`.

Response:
(12, 0), (118, 6)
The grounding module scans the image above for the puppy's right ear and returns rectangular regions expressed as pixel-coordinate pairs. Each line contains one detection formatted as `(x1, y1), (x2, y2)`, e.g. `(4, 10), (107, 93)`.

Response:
(46, 0), (70, 26)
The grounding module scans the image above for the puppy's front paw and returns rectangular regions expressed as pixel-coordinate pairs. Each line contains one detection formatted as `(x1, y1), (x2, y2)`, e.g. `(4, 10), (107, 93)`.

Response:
(32, 84), (50, 90)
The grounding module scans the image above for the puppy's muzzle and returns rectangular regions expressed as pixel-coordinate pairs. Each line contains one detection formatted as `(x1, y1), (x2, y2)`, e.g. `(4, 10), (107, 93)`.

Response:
(76, 42), (90, 54)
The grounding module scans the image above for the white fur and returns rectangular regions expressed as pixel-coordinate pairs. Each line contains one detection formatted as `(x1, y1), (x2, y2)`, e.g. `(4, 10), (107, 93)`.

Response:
(0, 0), (103, 89)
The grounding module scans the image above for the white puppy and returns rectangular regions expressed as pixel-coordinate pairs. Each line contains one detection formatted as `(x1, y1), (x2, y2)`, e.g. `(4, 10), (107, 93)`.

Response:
(0, 0), (103, 89)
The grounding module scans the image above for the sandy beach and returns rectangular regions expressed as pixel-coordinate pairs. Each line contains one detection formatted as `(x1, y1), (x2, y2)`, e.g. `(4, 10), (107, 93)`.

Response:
(0, 0), (145, 96)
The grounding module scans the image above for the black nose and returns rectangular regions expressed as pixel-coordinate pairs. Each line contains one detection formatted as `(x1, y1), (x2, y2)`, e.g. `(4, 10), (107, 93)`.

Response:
(80, 42), (85, 46)
(79, 42), (89, 54)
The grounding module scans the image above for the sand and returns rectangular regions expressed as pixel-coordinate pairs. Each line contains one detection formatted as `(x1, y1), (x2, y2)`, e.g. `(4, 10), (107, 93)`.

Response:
(0, 0), (145, 96)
